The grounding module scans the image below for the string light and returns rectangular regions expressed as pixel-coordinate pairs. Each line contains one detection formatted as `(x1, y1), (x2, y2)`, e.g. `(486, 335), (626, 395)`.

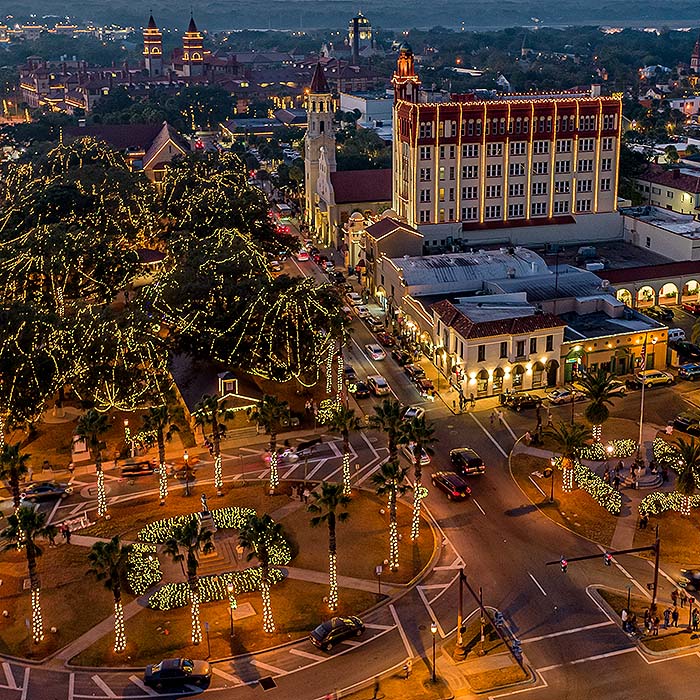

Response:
(640, 491), (700, 517)
(96, 467), (107, 518)
(550, 456), (621, 514)
(325, 346), (334, 394)
(158, 460), (168, 503)
(214, 454), (223, 494)
(30, 588), (43, 644)
(190, 589), (202, 645)
(328, 552), (338, 610)
(269, 451), (279, 491)
(592, 424), (602, 442)
(342, 452), (351, 496)
(261, 578), (275, 633)
(389, 517), (399, 571)
(410, 485), (428, 540)
(113, 600), (126, 653)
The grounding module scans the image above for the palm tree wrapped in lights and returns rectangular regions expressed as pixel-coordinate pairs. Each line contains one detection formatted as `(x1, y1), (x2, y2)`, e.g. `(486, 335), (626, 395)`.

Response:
(545, 421), (589, 493)
(76, 409), (109, 518)
(239, 513), (287, 633)
(163, 518), (214, 645)
(576, 368), (619, 442)
(1, 506), (57, 644)
(142, 404), (181, 505)
(402, 416), (437, 540)
(247, 395), (290, 492)
(0, 442), (30, 511)
(675, 437), (700, 516)
(369, 398), (405, 463)
(308, 482), (350, 610)
(326, 406), (362, 495)
(193, 394), (234, 496)
(372, 461), (409, 571)
(87, 536), (132, 653)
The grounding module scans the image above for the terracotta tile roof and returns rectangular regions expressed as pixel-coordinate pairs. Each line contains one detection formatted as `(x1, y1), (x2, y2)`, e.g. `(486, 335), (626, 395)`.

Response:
(364, 216), (421, 240)
(638, 164), (700, 194)
(310, 61), (329, 93)
(594, 260), (700, 284)
(431, 299), (565, 340)
(330, 169), (392, 204)
(63, 123), (162, 151)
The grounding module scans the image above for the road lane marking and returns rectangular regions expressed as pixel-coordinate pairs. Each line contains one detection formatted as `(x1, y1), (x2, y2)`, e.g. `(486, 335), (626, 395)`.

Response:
(596, 545), (651, 599)
(528, 475), (547, 497)
(339, 639), (362, 647)
(469, 414), (508, 458)
(68, 672), (74, 700)
(19, 668), (28, 700)
(415, 588), (446, 637)
(127, 675), (158, 695)
(90, 675), (116, 697)
(473, 498), (485, 515)
(305, 458), (329, 480)
(2, 662), (17, 689)
(365, 622), (394, 630)
(537, 646), (635, 673)
(389, 603), (415, 655)
(647, 558), (684, 591)
(528, 572), (547, 596)
(250, 659), (287, 675)
(211, 666), (243, 683)
(289, 648), (326, 660)
(522, 620), (614, 643)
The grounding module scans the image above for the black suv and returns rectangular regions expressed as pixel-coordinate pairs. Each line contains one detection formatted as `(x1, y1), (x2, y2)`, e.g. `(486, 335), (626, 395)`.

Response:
(502, 392), (540, 411)
(310, 616), (365, 651)
(431, 472), (472, 500)
(450, 448), (486, 475)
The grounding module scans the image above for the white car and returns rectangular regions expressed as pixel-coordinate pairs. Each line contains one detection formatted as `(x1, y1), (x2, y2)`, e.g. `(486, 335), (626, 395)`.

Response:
(365, 344), (386, 361)
(367, 374), (391, 396)
(346, 292), (362, 306)
(403, 406), (426, 421)
(401, 442), (431, 466)
(547, 387), (583, 405)
(297, 249), (310, 262)
(355, 305), (370, 318)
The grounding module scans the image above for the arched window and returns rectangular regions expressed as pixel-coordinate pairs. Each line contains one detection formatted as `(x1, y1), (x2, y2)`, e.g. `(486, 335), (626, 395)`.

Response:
(512, 365), (525, 389)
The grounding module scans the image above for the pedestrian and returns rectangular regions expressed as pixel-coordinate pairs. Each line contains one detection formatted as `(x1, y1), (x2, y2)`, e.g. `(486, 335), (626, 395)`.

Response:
(616, 460), (624, 477)
(652, 615), (659, 636)
(672, 607), (679, 627)
(603, 469), (610, 484)
(61, 523), (71, 544)
(671, 589), (679, 607)
(498, 409), (504, 424)
(612, 475), (620, 491)
(524, 431), (532, 445)
(661, 465), (669, 482)
(621, 608), (628, 632)
(469, 392), (475, 409)
(681, 590), (688, 608)
(663, 607), (671, 628)
(639, 513), (648, 530)
(48, 529), (56, 547)
(490, 410), (496, 426)
(693, 608), (699, 632)
(403, 659), (412, 679)
(643, 608), (651, 632)
(302, 487), (310, 504)
(546, 409), (553, 428)
(372, 677), (380, 699)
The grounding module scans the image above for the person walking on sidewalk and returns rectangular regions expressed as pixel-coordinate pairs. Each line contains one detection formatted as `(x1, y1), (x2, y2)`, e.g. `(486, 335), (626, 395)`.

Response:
(671, 589), (678, 607)
(680, 590), (688, 608)
(469, 392), (475, 409)
(663, 607), (671, 629)
(672, 607), (679, 627)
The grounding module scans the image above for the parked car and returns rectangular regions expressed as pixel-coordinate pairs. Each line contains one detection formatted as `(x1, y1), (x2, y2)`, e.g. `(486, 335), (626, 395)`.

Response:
(344, 364), (358, 383)
(323, 260), (335, 272)
(682, 301), (700, 315)
(668, 328), (686, 343)
(309, 616), (365, 651)
(391, 349), (413, 366)
(296, 249), (310, 262)
(365, 343), (386, 361)
(678, 363), (700, 381)
(355, 305), (370, 319)
(367, 374), (391, 396)
(450, 447), (486, 476)
(645, 305), (674, 321)
(414, 377), (435, 398)
(401, 442), (431, 466)
(331, 271), (346, 285)
(502, 392), (540, 411)
(121, 460), (156, 478)
(679, 568), (700, 591)
(346, 292), (362, 306)
(349, 380), (370, 398)
(404, 363), (426, 380)
(365, 316), (384, 332)
(671, 341), (700, 360)
(547, 387), (583, 405)
(403, 406), (426, 421)
(673, 411), (700, 432)
(143, 658), (211, 689)
(20, 481), (73, 503)
(431, 472), (472, 501)
(376, 331), (395, 347)
(269, 260), (282, 273)
(629, 370), (674, 388)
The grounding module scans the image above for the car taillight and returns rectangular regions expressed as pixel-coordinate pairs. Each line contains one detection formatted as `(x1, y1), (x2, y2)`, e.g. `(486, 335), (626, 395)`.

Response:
(452, 490), (461, 496)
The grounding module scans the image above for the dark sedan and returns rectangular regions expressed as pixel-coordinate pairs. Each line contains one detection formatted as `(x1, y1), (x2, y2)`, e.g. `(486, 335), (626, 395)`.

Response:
(310, 616), (365, 651)
(450, 448), (486, 475)
(143, 658), (211, 688)
(431, 472), (472, 500)
(20, 481), (73, 503)
(121, 460), (156, 478)
(391, 349), (412, 366)
(349, 380), (371, 398)
(502, 392), (540, 411)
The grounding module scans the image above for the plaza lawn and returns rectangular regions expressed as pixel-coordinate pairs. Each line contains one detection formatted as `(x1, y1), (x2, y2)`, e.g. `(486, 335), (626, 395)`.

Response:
(510, 454), (618, 547)
(0, 543), (125, 660)
(633, 506), (700, 569)
(71, 579), (381, 666)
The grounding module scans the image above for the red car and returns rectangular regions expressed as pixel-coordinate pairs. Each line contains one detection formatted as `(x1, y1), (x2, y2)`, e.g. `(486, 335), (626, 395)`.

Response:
(683, 301), (700, 314)
(376, 331), (395, 347)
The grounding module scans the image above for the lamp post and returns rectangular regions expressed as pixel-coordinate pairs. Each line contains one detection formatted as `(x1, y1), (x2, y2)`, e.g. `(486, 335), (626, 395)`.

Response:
(430, 621), (437, 682)
(549, 457), (556, 502)
(123, 419), (134, 458)
(226, 583), (235, 638)
(636, 335), (657, 464)
(183, 450), (190, 496)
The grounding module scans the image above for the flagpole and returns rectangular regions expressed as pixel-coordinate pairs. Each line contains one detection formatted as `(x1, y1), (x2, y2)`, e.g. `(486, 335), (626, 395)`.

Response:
(636, 332), (657, 464)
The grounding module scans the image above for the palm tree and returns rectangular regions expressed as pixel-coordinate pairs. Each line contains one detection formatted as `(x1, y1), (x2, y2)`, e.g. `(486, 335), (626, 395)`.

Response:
(76, 409), (110, 517)
(87, 536), (132, 653)
(369, 398), (405, 463)
(142, 404), (181, 505)
(163, 518), (214, 645)
(326, 406), (362, 495)
(1, 506), (57, 644)
(193, 394), (234, 496)
(328, 312), (353, 399)
(0, 442), (30, 510)
(545, 421), (589, 493)
(402, 416), (437, 540)
(576, 368), (619, 441)
(308, 482), (350, 610)
(371, 461), (409, 571)
(247, 395), (290, 492)
(239, 513), (287, 633)
(675, 437), (700, 516)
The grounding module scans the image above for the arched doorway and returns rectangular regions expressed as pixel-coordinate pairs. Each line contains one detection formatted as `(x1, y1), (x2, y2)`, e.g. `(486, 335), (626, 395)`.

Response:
(616, 288), (633, 307)
(636, 285), (656, 308)
(545, 360), (559, 387)
(531, 361), (545, 388)
(564, 346), (586, 382)
(659, 282), (678, 306)
(682, 280), (700, 303)
(492, 367), (505, 394)
(476, 369), (489, 396)
(512, 364), (525, 390)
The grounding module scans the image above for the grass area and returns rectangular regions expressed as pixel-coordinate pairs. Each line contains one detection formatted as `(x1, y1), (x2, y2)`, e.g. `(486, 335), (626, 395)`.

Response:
(465, 665), (529, 693)
(344, 663), (452, 700)
(0, 543), (126, 660)
(598, 589), (699, 653)
(279, 491), (435, 586)
(534, 417), (639, 454)
(71, 579), (381, 667)
(461, 618), (506, 658)
(511, 454), (618, 546)
(633, 507), (700, 570)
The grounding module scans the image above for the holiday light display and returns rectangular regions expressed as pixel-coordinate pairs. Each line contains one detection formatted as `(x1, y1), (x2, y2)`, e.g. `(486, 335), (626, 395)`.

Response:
(550, 456), (622, 514)
(190, 589), (203, 645)
(578, 439), (637, 462)
(328, 552), (338, 610)
(30, 589), (43, 644)
(127, 543), (162, 595)
(113, 600), (126, 653)
(410, 485), (429, 540)
(639, 490), (700, 517)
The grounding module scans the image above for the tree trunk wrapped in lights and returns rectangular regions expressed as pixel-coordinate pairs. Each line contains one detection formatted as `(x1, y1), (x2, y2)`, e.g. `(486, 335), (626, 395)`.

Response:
(113, 598), (126, 653)
(260, 575), (275, 633)
(190, 586), (203, 645)
(325, 345), (334, 394)
(96, 462), (107, 517)
(30, 587), (44, 644)
(269, 433), (279, 491)
(158, 459), (168, 504)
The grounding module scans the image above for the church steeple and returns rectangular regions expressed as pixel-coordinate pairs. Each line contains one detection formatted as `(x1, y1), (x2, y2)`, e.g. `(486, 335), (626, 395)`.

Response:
(143, 12), (163, 77)
(309, 62), (330, 94)
(182, 14), (204, 77)
(392, 42), (420, 103)
(692, 30), (700, 73)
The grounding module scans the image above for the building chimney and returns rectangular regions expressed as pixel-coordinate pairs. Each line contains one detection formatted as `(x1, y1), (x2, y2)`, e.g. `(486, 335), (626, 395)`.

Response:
(352, 16), (360, 66)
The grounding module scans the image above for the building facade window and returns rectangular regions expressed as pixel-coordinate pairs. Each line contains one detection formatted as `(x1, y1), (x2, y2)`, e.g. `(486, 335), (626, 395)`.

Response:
(477, 345), (486, 362)
(485, 205), (502, 219)
(510, 162), (526, 177)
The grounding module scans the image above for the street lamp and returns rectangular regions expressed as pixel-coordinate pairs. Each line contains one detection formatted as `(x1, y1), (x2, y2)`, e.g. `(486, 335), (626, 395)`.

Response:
(549, 457), (556, 502)
(183, 450), (190, 496)
(226, 583), (235, 638)
(123, 419), (134, 458)
(430, 621), (438, 682)
(636, 335), (657, 465)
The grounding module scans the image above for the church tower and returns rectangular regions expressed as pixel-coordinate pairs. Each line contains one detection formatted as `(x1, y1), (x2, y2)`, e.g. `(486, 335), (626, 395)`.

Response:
(392, 42), (420, 103)
(143, 14), (163, 77)
(304, 63), (336, 234)
(182, 15), (204, 77)
(692, 31), (700, 73)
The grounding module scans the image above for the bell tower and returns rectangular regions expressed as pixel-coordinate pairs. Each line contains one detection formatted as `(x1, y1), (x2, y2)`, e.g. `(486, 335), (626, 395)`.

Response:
(304, 63), (336, 231)
(692, 31), (700, 73)
(143, 13), (163, 77)
(392, 42), (420, 103)
(182, 15), (204, 77)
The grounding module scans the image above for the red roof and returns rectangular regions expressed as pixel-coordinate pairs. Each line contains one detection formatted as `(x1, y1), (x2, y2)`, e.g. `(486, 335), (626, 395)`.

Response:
(432, 299), (565, 340)
(63, 123), (163, 152)
(330, 169), (392, 204)
(638, 164), (700, 194)
(364, 216), (420, 240)
(594, 260), (700, 284)
(309, 62), (330, 93)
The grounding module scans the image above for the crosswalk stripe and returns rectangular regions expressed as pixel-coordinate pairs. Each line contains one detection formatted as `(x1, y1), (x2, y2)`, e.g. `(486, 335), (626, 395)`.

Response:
(211, 666), (242, 684)
(128, 675), (158, 695)
(2, 662), (17, 690)
(250, 659), (287, 675)
(289, 648), (326, 660)
(91, 675), (116, 697)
